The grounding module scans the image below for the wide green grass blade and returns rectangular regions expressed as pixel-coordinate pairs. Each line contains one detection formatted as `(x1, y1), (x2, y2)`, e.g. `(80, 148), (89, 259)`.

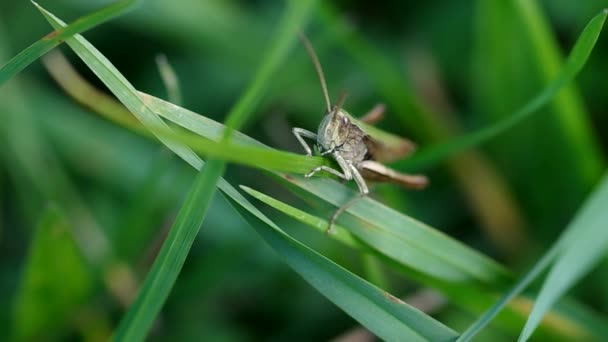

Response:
(240, 183), (608, 340)
(279, 174), (511, 285)
(519, 173), (608, 341)
(395, 9), (607, 171)
(12, 206), (93, 341)
(0, 0), (140, 86)
(231, 199), (459, 342)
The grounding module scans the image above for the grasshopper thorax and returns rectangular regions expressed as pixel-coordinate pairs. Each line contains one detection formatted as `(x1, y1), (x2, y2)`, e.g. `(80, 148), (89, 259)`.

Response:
(317, 107), (352, 152)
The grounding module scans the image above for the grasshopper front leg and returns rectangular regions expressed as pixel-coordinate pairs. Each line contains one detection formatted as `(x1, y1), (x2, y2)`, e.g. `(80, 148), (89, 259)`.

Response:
(325, 154), (369, 234)
(292, 127), (317, 156)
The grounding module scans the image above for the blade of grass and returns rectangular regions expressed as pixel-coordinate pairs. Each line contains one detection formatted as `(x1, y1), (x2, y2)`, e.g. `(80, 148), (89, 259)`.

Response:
(240, 185), (357, 247)
(519, 173), (608, 341)
(113, 159), (226, 341)
(42, 49), (329, 175)
(230, 199), (459, 342)
(34, 2), (270, 230)
(241, 184), (607, 340)
(0, 0), (140, 86)
(457, 173), (608, 341)
(155, 54), (182, 105)
(397, 9), (607, 171)
(514, 0), (604, 185)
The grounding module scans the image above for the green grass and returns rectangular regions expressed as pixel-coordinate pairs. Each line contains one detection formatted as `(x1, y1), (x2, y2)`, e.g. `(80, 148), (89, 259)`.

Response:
(1, 1), (608, 341)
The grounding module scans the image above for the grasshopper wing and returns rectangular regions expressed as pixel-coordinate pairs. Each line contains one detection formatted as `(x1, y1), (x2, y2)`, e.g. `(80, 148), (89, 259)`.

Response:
(358, 160), (428, 189)
(363, 135), (416, 163)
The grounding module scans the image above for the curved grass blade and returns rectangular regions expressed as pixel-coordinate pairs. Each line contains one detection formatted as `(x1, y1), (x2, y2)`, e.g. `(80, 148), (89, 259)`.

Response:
(519, 173), (608, 341)
(113, 159), (226, 341)
(35, 2), (269, 228)
(42, 50), (328, 175)
(457, 173), (608, 341)
(231, 199), (459, 342)
(395, 9), (607, 171)
(0, 0), (141, 86)
(280, 174), (511, 286)
(241, 184), (608, 340)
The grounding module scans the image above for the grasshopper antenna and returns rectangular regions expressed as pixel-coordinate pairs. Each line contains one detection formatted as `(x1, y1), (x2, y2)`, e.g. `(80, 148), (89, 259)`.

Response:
(331, 91), (348, 124)
(299, 32), (332, 113)
(334, 91), (347, 113)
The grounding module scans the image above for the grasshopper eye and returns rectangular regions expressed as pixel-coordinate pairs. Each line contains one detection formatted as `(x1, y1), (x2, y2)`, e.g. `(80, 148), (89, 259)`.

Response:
(341, 117), (349, 125)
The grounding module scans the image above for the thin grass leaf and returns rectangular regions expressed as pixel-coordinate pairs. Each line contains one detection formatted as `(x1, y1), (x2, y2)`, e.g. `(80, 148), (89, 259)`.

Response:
(455, 249), (559, 342)
(513, 0), (604, 185)
(457, 173), (608, 341)
(155, 54), (182, 105)
(242, 182), (608, 340)
(43, 48), (329, 175)
(519, 173), (608, 341)
(231, 200), (459, 342)
(240, 185), (357, 247)
(0, 0), (140, 86)
(397, 9), (607, 171)
(113, 159), (226, 341)
(34, 1), (272, 230)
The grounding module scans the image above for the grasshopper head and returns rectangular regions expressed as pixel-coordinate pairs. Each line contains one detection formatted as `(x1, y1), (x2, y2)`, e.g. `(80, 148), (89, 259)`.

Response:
(317, 107), (351, 152)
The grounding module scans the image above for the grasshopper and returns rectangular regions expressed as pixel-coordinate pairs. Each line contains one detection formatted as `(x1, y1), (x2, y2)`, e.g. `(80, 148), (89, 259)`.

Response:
(293, 34), (428, 232)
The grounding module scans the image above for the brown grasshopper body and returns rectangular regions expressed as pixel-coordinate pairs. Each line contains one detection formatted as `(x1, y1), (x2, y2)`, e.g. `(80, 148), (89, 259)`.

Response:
(293, 34), (428, 230)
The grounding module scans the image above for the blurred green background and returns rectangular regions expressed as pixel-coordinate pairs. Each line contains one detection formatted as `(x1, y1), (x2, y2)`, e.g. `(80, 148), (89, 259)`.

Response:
(1, 0), (607, 341)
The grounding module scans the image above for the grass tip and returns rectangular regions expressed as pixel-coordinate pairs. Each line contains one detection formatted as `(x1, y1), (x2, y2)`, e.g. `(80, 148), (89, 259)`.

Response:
(239, 185), (253, 192)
